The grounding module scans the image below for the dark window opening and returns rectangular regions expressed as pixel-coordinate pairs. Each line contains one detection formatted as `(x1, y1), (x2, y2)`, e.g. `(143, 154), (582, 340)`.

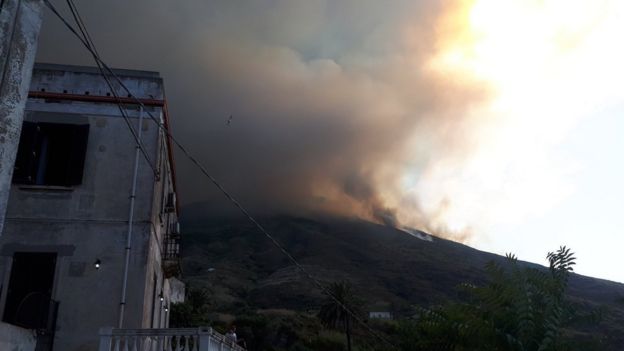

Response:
(3, 252), (57, 329)
(164, 192), (176, 213)
(13, 122), (89, 186)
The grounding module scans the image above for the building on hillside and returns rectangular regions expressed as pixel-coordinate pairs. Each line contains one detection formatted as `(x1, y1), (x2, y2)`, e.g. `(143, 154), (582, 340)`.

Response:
(367, 301), (394, 320)
(368, 311), (393, 320)
(0, 63), (184, 351)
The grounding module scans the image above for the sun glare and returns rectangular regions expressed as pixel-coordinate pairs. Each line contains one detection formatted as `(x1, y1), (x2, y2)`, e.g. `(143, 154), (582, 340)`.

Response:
(401, 0), (624, 240)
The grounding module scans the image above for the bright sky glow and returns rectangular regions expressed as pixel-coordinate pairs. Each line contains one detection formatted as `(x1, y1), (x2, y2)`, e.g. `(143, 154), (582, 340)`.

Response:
(401, 0), (624, 281)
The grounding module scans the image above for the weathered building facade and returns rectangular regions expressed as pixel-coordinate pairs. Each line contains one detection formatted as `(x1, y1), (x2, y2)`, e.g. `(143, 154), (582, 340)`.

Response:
(0, 63), (183, 351)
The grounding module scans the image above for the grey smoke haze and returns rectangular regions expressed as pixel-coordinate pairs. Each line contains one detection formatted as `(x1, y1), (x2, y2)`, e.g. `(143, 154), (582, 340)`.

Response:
(36, 0), (487, 238)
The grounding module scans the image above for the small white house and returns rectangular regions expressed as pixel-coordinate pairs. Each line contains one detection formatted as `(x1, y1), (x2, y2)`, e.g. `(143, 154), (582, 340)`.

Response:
(368, 311), (393, 320)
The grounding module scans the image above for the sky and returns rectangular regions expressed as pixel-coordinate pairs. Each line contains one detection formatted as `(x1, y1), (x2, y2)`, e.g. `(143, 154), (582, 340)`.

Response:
(36, 0), (624, 283)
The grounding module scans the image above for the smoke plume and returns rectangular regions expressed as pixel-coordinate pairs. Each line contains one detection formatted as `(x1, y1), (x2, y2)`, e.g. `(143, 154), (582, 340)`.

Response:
(36, 0), (622, 241)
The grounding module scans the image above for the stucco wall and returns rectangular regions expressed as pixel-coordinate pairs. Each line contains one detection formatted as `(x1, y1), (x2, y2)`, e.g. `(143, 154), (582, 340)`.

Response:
(0, 0), (44, 236)
(0, 322), (36, 351)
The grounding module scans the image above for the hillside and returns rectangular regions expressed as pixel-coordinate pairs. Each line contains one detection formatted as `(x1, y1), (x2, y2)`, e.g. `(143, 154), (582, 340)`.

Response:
(179, 212), (624, 348)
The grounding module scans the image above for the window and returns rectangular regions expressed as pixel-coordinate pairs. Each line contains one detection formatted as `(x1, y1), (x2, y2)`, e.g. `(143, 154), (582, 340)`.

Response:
(13, 122), (89, 186)
(164, 192), (176, 213)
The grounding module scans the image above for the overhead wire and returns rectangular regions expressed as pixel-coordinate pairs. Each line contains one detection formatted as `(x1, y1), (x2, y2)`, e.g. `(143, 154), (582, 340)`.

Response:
(62, 0), (161, 329)
(59, 0), (158, 176)
(43, 1), (398, 348)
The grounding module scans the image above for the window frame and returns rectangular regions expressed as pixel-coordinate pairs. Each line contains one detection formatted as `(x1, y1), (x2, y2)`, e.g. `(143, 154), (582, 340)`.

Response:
(12, 121), (90, 187)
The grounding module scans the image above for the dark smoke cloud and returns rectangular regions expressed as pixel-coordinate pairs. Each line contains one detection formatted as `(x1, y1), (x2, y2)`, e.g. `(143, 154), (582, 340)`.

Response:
(36, 0), (485, 238)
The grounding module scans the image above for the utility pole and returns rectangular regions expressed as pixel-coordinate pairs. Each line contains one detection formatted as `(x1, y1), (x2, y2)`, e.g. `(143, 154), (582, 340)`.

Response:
(0, 0), (44, 235)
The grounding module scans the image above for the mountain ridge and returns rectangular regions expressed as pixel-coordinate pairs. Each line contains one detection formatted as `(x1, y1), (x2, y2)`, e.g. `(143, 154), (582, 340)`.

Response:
(179, 209), (624, 346)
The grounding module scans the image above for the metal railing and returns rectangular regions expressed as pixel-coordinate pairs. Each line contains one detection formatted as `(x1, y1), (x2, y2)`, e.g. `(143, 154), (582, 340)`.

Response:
(162, 233), (180, 261)
(12, 293), (59, 351)
(162, 232), (181, 278)
(98, 327), (245, 351)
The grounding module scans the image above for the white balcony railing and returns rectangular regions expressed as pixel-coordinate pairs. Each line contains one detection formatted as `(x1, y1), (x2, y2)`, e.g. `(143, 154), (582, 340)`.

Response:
(98, 327), (245, 351)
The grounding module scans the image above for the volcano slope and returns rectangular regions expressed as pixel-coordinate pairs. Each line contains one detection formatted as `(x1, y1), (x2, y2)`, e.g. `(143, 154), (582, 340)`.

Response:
(180, 212), (624, 347)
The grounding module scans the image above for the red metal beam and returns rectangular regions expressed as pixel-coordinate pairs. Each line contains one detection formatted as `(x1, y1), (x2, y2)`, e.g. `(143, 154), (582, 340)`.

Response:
(160, 100), (180, 214)
(28, 91), (165, 106)
(27, 91), (180, 211)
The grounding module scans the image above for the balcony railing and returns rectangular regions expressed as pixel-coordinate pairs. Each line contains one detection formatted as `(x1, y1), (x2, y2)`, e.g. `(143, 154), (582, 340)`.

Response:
(162, 233), (181, 278)
(98, 327), (245, 351)
(163, 233), (180, 261)
(11, 293), (59, 351)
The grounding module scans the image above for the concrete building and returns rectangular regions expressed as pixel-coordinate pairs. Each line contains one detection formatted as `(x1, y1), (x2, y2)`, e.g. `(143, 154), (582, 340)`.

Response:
(0, 63), (184, 351)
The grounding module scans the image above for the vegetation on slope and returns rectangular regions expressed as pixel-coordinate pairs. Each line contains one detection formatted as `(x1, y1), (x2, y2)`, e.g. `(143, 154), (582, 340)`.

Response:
(173, 214), (624, 350)
(397, 247), (608, 350)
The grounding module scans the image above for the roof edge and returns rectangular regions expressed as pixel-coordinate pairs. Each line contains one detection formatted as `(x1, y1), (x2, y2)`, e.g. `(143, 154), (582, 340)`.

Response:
(34, 62), (161, 79)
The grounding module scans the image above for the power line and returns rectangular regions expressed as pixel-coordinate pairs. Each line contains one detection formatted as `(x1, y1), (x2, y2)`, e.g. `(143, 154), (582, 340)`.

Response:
(60, 0), (160, 329)
(43, 1), (398, 349)
(48, 2), (398, 347)
(46, 0), (158, 176)
(66, 0), (98, 56)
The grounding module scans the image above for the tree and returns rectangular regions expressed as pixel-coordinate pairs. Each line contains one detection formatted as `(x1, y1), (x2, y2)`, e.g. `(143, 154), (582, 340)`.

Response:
(318, 281), (364, 351)
(170, 287), (212, 327)
(401, 246), (579, 351)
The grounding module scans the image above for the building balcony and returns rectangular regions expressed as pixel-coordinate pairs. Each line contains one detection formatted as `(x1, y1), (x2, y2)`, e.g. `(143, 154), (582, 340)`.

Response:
(162, 233), (181, 278)
(98, 327), (245, 351)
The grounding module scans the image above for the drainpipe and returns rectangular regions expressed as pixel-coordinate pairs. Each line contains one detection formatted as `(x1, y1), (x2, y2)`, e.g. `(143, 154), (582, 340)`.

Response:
(118, 106), (143, 328)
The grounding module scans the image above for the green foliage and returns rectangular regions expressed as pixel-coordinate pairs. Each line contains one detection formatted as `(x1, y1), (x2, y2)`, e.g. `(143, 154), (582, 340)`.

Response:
(232, 313), (275, 351)
(318, 281), (365, 351)
(227, 311), (334, 351)
(170, 287), (212, 327)
(308, 331), (348, 351)
(318, 281), (364, 329)
(401, 246), (582, 351)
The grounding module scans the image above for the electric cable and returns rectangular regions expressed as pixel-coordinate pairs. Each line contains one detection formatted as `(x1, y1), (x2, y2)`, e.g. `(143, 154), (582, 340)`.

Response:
(51, 0), (158, 176)
(43, 1), (398, 348)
